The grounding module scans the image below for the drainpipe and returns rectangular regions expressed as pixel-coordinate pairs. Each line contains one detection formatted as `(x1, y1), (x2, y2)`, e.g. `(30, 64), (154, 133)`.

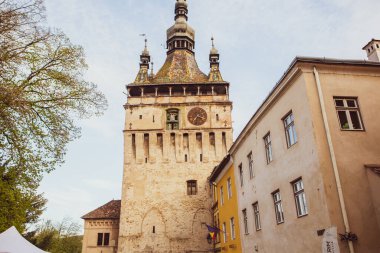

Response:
(313, 67), (354, 253)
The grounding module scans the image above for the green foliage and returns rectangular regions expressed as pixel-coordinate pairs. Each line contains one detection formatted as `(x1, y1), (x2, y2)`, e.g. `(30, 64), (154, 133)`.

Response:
(27, 218), (82, 253)
(0, 0), (107, 232)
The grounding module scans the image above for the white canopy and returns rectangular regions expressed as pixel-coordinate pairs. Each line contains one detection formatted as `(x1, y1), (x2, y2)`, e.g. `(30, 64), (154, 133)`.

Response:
(0, 226), (48, 253)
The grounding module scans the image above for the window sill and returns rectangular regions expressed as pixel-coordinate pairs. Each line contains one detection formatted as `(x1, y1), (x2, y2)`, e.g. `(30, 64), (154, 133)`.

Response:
(256, 228), (262, 232)
(276, 221), (285, 225)
(287, 141), (298, 149)
(297, 213), (308, 218)
(340, 128), (365, 132)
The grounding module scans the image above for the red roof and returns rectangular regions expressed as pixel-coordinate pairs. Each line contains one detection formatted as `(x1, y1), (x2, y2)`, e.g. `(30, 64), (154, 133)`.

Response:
(81, 200), (121, 220)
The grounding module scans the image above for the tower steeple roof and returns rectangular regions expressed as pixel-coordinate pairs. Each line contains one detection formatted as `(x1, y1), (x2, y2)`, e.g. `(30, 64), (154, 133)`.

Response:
(131, 1), (226, 85)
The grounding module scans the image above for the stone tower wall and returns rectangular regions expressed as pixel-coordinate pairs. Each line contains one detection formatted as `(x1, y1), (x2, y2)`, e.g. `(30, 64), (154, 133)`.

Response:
(118, 94), (232, 253)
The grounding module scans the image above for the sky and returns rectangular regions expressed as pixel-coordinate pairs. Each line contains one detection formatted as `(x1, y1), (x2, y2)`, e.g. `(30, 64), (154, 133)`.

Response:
(39, 0), (380, 227)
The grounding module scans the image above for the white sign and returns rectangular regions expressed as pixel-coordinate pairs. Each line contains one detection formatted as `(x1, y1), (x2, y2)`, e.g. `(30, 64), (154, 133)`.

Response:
(322, 227), (340, 253)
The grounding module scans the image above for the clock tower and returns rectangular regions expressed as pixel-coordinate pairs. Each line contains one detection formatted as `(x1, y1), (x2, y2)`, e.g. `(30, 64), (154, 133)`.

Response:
(118, 0), (232, 252)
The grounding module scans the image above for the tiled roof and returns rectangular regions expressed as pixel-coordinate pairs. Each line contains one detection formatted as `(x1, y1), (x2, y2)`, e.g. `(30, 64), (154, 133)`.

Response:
(81, 200), (121, 220)
(151, 50), (209, 84)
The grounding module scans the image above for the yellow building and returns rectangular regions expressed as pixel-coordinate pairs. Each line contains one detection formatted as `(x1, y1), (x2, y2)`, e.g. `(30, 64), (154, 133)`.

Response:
(209, 155), (242, 253)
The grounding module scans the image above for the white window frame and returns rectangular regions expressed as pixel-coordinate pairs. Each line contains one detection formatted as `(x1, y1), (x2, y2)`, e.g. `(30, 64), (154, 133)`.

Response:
(283, 112), (297, 148)
(230, 217), (236, 240)
(227, 178), (232, 199)
(248, 152), (254, 179)
(264, 133), (273, 163)
(242, 209), (249, 235)
(334, 97), (364, 131)
(273, 191), (284, 224)
(253, 202), (261, 231)
(222, 222), (227, 243)
(293, 178), (308, 217)
(220, 186), (224, 206)
(239, 163), (244, 187)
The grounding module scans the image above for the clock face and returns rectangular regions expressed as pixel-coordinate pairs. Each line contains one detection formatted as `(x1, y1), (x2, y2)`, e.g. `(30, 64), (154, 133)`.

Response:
(187, 107), (207, 126)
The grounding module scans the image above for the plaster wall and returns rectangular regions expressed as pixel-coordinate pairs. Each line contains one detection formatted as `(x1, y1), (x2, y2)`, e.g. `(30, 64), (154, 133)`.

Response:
(82, 219), (119, 253)
(232, 72), (331, 253)
(305, 64), (380, 253)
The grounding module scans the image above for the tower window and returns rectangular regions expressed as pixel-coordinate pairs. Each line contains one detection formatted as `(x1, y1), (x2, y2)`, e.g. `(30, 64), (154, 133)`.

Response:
(216, 114), (219, 121)
(187, 180), (197, 195)
(377, 44), (379, 49)
(167, 109), (179, 130)
(139, 115), (142, 119)
(153, 226), (156, 233)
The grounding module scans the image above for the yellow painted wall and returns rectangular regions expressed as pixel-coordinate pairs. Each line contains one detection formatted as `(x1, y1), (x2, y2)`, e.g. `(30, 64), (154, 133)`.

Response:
(216, 164), (242, 253)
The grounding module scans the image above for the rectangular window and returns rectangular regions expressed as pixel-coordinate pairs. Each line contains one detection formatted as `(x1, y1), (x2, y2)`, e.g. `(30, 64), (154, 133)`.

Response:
(293, 179), (308, 217)
(97, 233), (110, 246)
(239, 163), (244, 187)
(252, 202), (261, 231)
(334, 97), (364, 130)
(264, 133), (273, 163)
(227, 178), (232, 199)
(222, 222), (227, 243)
(283, 112), (297, 147)
(248, 152), (254, 179)
(242, 209), (249, 235)
(272, 191), (284, 224)
(220, 186), (224, 205)
(187, 180), (197, 195)
(230, 217), (236, 240)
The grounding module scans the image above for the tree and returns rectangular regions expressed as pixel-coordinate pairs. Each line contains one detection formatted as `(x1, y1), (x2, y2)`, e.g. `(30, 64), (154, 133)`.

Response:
(27, 218), (82, 253)
(0, 0), (107, 232)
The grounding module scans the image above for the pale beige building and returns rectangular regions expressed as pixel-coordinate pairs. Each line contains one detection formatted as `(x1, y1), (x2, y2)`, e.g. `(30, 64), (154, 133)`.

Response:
(82, 200), (121, 253)
(229, 41), (380, 253)
(117, 0), (232, 252)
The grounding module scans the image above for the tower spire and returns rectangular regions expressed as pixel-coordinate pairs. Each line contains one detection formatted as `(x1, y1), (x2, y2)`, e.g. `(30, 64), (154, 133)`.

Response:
(166, 0), (195, 54)
(208, 36), (223, 82)
(134, 37), (151, 84)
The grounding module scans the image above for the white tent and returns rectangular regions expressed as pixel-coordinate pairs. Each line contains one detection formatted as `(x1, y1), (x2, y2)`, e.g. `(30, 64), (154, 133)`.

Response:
(0, 226), (48, 253)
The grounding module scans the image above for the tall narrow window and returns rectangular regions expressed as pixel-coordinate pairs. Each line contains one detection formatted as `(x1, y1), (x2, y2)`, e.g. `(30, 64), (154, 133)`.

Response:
(272, 191), (284, 224)
(253, 202), (261, 231)
(239, 163), (244, 187)
(248, 152), (254, 179)
(187, 180), (197, 195)
(283, 112), (297, 147)
(222, 222), (227, 243)
(293, 179), (308, 217)
(227, 178), (232, 199)
(242, 209), (248, 235)
(220, 186), (224, 205)
(230, 217), (236, 240)
(264, 133), (273, 163)
(334, 97), (364, 130)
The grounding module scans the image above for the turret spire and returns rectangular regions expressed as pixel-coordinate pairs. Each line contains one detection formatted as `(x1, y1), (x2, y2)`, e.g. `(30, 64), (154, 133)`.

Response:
(134, 38), (151, 84)
(208, 36), (223, 82)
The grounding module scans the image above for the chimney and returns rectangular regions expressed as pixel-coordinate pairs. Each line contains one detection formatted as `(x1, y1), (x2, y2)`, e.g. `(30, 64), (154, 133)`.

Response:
(362, 39), (380, 62)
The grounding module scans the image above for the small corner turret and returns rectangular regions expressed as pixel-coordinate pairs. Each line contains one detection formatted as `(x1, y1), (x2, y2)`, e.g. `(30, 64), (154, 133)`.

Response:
(363, 38), (380, 62)
(208, 37), (223, 82)
(134, 38), (151, 84)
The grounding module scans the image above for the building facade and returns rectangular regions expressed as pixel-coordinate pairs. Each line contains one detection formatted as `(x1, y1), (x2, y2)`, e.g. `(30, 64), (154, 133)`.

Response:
(82, 200), (121, 253)
(209, 155), (242, 253)
(229, 47), (380, 252)
(117, 0), (233, 252)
